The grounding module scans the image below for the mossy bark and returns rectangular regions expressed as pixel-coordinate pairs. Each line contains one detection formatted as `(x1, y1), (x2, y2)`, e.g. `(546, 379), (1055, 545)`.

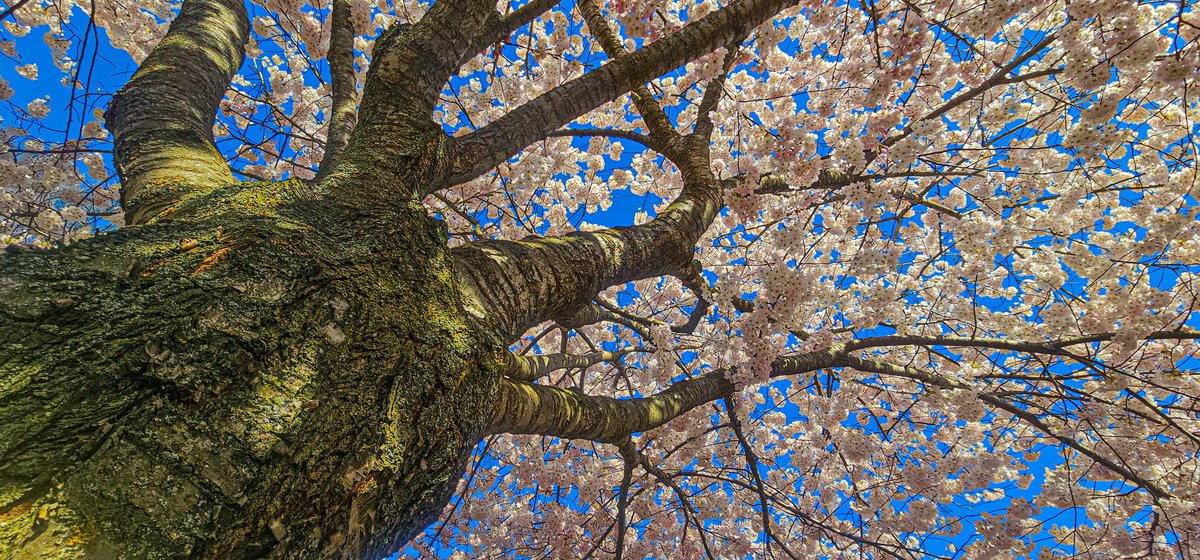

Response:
(0, 180), (503, 559)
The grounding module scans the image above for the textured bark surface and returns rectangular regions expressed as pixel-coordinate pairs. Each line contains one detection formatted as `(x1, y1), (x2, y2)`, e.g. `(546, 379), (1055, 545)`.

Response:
(105, 0), (249, 225)
(0, 182), (502, 559)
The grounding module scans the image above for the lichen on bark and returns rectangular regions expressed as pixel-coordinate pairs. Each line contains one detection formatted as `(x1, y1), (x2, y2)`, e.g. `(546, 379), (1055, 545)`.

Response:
(0, 180), (504, 559)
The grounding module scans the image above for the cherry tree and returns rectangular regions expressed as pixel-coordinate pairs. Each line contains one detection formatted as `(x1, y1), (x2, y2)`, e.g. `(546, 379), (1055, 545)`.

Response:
(1, 0), (1198, 558)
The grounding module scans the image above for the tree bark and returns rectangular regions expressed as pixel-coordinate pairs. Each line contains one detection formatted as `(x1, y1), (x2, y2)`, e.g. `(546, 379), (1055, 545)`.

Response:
(314, 0), (358, 180)
(105, 0), (249, 225)
(0, 182), (504, 559)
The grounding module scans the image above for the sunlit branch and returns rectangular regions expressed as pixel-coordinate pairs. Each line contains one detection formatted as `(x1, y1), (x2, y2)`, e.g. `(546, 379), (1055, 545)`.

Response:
(492, 328), (1194, 501)
(843, 330), (1200, 354)
(489, 350), (845, 442)
(502, 348), (646, 382)
(105, 0), (248, 224)
(489, 373), (734, 444)
(315, 0), (357, 179)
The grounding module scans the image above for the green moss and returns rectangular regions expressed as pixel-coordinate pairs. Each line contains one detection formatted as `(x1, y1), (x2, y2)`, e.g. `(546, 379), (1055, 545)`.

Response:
(0, 182), (506, 558)
(0, 484), (94, 560)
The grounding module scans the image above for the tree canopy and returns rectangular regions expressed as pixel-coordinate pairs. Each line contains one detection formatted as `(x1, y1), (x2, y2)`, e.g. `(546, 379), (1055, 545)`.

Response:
(1, 0), (1199, 558)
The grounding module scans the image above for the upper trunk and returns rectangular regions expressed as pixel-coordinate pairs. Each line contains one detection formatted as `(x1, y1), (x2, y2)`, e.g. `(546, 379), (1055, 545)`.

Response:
(0, 179), (502, 559)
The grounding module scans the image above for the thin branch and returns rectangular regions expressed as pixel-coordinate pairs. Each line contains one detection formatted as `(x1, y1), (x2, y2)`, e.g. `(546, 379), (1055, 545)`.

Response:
(614, 441), (637, 560)
(460, 0), (562, 67)
(881, 32), (1060, 150)
(0, 0), (31, 22)
(843, 330), (1200, 355)
(630, 448), (718, 559)
(724, 397), (802, 560)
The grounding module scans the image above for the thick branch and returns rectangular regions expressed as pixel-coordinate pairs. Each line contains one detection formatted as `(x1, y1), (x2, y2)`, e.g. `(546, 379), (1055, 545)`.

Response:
(490, 374), (733, 444)
(558, 302), (654, 339)
(105, 0), (248, 224)
(489, 350), (842, 442)
(327, 0), (494, 194)
(577, 0), (681, 152)
(489, 328), (1197, 478)
(453, 170), (723, 340)
(315, 0), (357, 179)
(503, 348), (643, 382)
(439, 0), (797, 189)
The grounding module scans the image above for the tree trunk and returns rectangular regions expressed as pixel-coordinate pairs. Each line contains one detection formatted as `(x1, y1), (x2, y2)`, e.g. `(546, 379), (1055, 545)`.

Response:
(0, 179), (502, 559)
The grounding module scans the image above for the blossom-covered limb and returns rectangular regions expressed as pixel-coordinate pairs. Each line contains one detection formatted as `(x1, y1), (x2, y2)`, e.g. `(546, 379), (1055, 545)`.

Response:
(459, 0), (563, 68)
(105, 0), (249, 224)
(0, 0), (30, 22)
(880, 32), (1061, 151)
(840, 355), (1174, 499)
(439, 0), (798, 189)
